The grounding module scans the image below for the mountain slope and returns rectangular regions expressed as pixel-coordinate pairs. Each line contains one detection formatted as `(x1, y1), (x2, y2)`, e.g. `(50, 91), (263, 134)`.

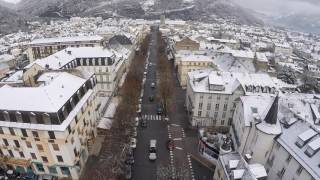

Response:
(15, 0), (263, 26)
(0, 4), (28, 35)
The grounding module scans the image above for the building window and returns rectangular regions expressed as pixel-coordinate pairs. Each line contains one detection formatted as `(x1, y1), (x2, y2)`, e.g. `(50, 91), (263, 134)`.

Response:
(14, 140), (20, 148)
(286, 155), (292, 163)
(32, 131), (39, 138)
(296, 166), (303, 175)
(9, 128), (15, 135)
(198, 111), (202, 117)
(57, 155), (64, 162)
(19, 152), (24, 158)
(26, 141), (32, 148)
(214, 112), (218, 118)
(207, 103), (211, 110)
(60, 167), (71, 176)
(221, 120), (225, 125)
(3, 139), (9, 146)
(30, 153), (37, 160)
(41, 156), (48, 163)
(8, 150), (14, 157)
(198, 103), (203, 110)
(217, 95), (221, 100)
(48, 166), (57, 174)
(278, 168), (286, 178)
(200, 95), (203, 99)
(52, 144), (59, 151)
(37, 144), (44, 152)
(21, 129), (28, 137)
(215, 104), (219, 111)
(206, 111), (210, 117)
(48, 131), (55, 139)
(223, 104), (228, 111)
(222, 112), (226, 118)
(36, 163), (44, 172)
(0, 127), (3, 134)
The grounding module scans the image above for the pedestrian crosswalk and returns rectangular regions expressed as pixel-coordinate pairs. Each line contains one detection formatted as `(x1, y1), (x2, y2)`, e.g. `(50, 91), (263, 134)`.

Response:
(141, 114), (163, 121)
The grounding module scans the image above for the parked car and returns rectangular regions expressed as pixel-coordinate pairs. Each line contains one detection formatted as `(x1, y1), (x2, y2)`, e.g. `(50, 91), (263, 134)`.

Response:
(149, 95), (154, 102)
(136, 104), (141, 114)
(141, 118), (147, 128)
(132, 127), (137, 137)
(130, 138), (137, 149)
(151, 82), (155, 88)
(135, 117), (139, 127)
(124, 165), (132, 180)
(149, 140), (157, 161)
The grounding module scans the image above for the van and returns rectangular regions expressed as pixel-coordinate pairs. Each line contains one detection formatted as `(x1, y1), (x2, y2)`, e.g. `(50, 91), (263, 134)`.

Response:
(149, 139), (157, 161)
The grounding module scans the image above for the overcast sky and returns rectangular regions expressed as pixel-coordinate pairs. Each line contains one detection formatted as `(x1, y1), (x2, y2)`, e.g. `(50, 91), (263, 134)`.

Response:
(232, 0), (320, 15)
(2, 0), (21, 4)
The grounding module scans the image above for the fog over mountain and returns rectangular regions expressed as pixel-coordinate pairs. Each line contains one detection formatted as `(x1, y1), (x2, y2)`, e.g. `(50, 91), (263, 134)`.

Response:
(232, 0), (320, 33)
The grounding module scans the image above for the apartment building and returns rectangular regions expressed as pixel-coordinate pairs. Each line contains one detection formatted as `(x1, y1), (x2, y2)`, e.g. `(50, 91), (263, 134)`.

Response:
(213, 152), (267, 180)
(25, 46), (126, 96)
(27, 36), (104, 62)
(230, 95), (281, 165)
(230, 93), (320, 180)
(0, 71), (98, 179)
(186, 69), (279, 129)
(174, 37), (200, 52)
(176, 53), (217, 88)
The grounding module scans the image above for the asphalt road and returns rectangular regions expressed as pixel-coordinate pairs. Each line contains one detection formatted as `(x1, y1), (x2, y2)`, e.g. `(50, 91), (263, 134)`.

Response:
(133, 26), (170, 180)
(133, 26), (213, 180)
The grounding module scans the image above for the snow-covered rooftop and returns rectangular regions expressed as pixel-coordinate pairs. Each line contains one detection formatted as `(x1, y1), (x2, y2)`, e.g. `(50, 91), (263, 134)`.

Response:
(30, 35), (103, 45)
(26, 47), (114, 70)
(0, 72), (87, 113)
(219, 151), (267, 180)
(188, 70), (281, 95)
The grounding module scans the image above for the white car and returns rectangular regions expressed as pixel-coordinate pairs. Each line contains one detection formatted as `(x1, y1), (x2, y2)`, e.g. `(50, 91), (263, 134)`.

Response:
(149, 139), (157, 161)
(130, 138), (137, 149)
(135, 117), (139, 127)
(132, 127), (137, 137)
(144, 71), (147, 75)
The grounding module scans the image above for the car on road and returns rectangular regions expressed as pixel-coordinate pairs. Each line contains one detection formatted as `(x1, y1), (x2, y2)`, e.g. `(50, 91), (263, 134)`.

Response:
(130, 138), (137, 149)
(144, 71), (147, 76)
(124, 164), (132, 179)
(135, 117), (139, 127)
(156, 104), (163, 115)
(136, 104), (141, 114)
(141, 118), (147, 128)
(132, 127), (137, 137)
(151, 82), (155, 88)
(139, 98), (142, 103)
(149, 95), (154, 102)
(149, 140), (157, 161)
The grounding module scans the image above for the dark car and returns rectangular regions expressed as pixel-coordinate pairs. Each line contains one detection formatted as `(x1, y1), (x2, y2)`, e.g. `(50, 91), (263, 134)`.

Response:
(156, 104), (163, 115)
(141, 118), (147, 128)
(149, 95), (154, 102)
(124, 165), (132, 180)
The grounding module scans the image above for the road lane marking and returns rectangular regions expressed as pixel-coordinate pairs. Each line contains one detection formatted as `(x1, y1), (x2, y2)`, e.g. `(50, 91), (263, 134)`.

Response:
(175, 147), (183, 150)
(173, 138), (182, 141)
(171, 123), (180, 127)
